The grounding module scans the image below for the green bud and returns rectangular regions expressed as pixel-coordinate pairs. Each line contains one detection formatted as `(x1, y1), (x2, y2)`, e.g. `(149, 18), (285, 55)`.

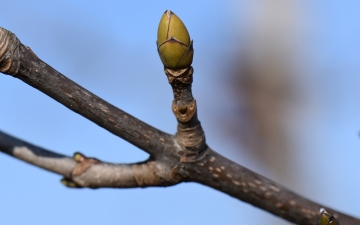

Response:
(157, 10), (193, 70)
(73, 152), (85, 162)
(319, 208), (339, 225)
(61, 178), (80, 188)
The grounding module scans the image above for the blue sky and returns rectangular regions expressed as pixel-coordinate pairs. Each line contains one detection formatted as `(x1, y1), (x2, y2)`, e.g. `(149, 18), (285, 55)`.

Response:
(0, 1), (359, 225)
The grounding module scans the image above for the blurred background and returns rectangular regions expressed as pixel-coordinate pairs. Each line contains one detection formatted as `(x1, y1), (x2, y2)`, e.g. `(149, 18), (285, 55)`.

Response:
(1, 1), (360, 224)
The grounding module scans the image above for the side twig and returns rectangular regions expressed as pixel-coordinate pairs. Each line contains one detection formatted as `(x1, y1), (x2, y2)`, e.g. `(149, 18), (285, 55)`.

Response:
(0, 131), (179, 188)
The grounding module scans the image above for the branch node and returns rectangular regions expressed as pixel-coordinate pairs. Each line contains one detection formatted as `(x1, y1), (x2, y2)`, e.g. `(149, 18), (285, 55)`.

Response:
(164, 67), (193, 84)
(72, 152), (100, 176)
(0, 27), (21, 75)
(132, 161), (182, 187)
(172, 99), (197, 122)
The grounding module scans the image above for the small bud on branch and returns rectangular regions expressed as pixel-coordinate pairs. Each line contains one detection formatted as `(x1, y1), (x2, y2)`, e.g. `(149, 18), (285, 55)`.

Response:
(157, 10), (194, 70)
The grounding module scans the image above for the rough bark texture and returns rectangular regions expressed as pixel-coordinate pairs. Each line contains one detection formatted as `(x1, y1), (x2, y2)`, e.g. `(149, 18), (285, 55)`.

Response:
(0, 26), (359, 225)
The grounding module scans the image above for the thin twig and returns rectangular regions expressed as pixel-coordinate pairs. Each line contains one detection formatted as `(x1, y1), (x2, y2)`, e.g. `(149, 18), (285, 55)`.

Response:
(0, 131), (179, 188)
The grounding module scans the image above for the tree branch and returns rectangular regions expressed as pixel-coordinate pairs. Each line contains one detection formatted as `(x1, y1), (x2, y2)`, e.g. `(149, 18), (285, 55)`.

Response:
(0, 28), (173, 158)
(0, 131), (179, 188)
(0, 26), (359, 225)
(0, 130), (74, 177)
(185, 149), (360, 224)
